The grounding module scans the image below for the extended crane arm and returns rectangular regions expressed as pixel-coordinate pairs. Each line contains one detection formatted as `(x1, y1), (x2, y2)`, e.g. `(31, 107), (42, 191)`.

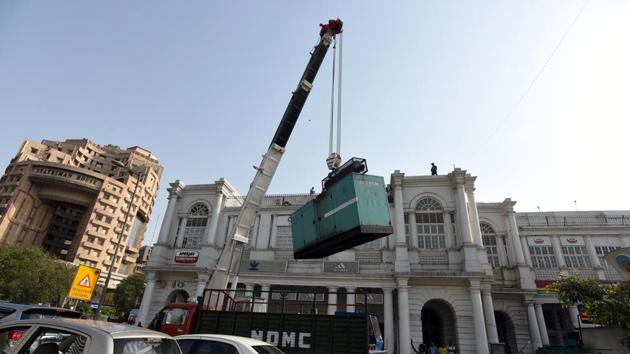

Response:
(206, 19), (343, 292)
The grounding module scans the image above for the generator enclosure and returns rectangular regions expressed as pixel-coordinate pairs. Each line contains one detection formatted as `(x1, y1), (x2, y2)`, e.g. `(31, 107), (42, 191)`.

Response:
(292, 173), (393, 259)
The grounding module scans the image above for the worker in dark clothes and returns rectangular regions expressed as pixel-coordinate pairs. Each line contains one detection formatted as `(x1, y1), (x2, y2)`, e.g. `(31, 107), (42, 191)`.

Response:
(431, 163), (438, 176)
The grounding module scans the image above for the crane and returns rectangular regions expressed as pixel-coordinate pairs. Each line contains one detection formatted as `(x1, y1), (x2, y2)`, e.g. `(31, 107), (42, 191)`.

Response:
(204, 19), (344, 295)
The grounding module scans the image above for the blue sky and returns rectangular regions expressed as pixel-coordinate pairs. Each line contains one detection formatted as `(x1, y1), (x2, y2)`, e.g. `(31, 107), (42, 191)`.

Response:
(1, 1), (628, 245)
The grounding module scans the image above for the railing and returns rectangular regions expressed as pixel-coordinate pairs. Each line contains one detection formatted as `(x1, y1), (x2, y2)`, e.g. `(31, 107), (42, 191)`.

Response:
(201, 288), (381, 315)
(224, 193), (317, 208)
(516, 213), (630, 227)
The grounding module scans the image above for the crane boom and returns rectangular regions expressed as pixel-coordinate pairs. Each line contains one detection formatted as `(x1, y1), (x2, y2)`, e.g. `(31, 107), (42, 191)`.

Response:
(205, 19), (344, 292)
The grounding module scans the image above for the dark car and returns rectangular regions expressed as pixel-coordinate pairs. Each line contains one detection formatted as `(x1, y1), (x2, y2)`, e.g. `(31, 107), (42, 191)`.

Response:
(0, 302), (82, 324)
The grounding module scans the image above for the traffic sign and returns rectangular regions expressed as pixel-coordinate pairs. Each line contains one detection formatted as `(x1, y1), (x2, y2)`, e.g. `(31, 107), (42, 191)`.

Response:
(68, 265), (100, 301)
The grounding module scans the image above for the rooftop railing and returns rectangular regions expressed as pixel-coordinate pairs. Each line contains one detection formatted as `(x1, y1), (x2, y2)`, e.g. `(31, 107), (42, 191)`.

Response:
(516, 213), (630, 227)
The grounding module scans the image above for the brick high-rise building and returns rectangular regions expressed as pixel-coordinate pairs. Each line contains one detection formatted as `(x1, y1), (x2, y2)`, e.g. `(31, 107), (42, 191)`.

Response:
(0, 138), (163, 288)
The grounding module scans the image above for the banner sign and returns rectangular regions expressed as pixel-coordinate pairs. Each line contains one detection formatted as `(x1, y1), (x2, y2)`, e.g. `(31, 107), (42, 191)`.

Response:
(527, 236), (551, 246)
(560, 236), (584, 246)
(174, 250), (199, 264)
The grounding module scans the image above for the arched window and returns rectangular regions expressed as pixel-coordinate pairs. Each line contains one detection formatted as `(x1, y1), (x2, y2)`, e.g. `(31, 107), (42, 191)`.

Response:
(481, 222), (499, 268)
(415, 198), (445, 249)
(182, 203), (209, 249)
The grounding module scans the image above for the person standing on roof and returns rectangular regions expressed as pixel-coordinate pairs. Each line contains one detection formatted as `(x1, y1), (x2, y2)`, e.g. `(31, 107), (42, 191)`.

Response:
(430, 163), (438, 176)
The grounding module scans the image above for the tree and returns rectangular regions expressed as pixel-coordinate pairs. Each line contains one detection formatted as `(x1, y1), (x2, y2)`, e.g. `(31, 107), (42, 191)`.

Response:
(0, 245), (75, 305)
(113, 273), (145, 316)
(552, 273), (630, 348)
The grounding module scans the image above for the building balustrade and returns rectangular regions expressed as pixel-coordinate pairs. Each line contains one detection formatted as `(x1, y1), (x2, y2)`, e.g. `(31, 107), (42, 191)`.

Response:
(517, 213), (630, 227)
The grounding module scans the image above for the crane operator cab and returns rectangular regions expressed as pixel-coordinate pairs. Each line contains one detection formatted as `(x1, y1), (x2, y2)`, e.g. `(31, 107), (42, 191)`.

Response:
(291, 158), (393, 259)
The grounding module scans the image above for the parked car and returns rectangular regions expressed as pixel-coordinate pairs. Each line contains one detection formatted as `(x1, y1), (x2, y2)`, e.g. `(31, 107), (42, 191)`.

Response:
(0, 318), (181, 353)
(0, 302), (81, 323)
(176, 334), (285, 354)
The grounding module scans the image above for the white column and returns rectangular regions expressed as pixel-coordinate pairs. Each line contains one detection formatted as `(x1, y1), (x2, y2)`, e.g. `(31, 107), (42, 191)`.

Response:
(157, 192), (180, 244)
(506, 211), (526, 265)
(346, 287), (356, 312)
(621, 236), (630, 248)
(584, 235), (601, 268)
(521, 237), (533, 267)
(409, 212), (418, 248)
(392, 172), (409, 272)
(205, 193), (223, 245)
(535, 303), (550, 345)
(467, 190), (483, 246)
(394, 176), (406, 245)
(397, 278), (411, 354)
(269, 216), (278, 248)
(481, 289), (499, 343)
(138, 272), (157, 326)
(551, 236), (566, 268)
(388, 209), (396, 250)
(470, 284), (490, 354)
(497, 235), (509, 267)
(196, 273), (210, 299)
(456, 185), (474, 244)
(527, 302), (543, 350)
(327, 286), (338, 315)
(176, 217), (187, 248)
(569, 305), (580, 329)
(443, 211), (454, 248)
(383, 287), (395, 353)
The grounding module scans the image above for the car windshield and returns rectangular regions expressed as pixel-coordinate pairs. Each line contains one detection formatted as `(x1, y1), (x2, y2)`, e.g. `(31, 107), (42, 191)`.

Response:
(252, 345), (286, 354)
(161, 308), (188, 325)
(114, 337), (180, 354)
(21, 308), (82, 320)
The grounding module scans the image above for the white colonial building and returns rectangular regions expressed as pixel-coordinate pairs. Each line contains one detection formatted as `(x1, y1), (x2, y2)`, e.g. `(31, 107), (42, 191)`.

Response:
(138, 168), (630, 354)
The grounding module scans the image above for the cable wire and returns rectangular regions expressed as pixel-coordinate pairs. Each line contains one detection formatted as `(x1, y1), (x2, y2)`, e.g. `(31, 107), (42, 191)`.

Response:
(336, 32), (343, 155)
(329, 39), (337, 156)
(461, 0), (590, 163)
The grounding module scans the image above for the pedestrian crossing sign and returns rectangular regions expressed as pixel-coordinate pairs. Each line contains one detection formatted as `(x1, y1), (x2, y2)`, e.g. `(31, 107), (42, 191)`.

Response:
(68, 265), (100, 301)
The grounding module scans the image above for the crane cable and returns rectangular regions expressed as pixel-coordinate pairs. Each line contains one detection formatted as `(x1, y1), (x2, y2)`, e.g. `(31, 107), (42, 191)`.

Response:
(327, 32), (343, 169)
(328, 38), (337, 156)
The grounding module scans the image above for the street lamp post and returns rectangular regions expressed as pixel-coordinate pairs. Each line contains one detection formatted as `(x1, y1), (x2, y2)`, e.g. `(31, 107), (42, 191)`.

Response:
(95, 161), (144, 320)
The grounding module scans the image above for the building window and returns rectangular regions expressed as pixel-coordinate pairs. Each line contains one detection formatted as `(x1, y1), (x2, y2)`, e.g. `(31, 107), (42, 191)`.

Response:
(182, 203), (209, 249)
(595, 245), (620, 269)
(562, 245), (592, 268)
(356, 238), (382, 250)
(529, 245), (558, 268)
(415, 198), (445, 249)
(275, 225), (293, 249)
(480, 222), (499, 268)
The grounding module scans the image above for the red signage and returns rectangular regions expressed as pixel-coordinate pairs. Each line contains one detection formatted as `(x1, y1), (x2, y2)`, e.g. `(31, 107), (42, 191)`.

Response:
(174, 250), (199, 264)
(567, 238), (578, 244)
(534, 239), (545, 244)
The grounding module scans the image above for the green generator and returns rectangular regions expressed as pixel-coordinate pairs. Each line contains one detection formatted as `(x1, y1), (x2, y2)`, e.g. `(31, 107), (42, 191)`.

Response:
(292, 159), (393, 259)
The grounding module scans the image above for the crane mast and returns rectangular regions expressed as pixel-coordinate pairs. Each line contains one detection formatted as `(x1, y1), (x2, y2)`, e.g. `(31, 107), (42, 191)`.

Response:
(205, 19), (344, 292)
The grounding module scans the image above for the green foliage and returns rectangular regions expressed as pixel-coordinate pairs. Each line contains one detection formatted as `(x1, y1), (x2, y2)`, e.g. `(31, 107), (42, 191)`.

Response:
(0, 245), (75, 305)
(552, 273), (630, 348)
(100, 306), (116, 317)
(75, 301), (94, 316)
(113, 273), (145, 315)
(552, 272), (606, 307)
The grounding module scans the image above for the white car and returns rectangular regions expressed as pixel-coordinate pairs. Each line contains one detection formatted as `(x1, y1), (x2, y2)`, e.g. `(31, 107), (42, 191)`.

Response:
(0, 318), (181, 354)
(176, 334), (285, 354)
